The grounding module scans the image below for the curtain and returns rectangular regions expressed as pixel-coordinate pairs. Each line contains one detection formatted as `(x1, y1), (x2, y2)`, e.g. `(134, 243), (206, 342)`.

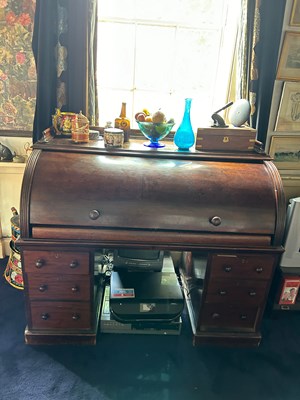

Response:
(32, 0), (98, 143)
(236, 0), (285, 144)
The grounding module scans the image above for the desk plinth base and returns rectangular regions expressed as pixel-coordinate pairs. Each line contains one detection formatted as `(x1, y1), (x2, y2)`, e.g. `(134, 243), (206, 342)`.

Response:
(192, 331), (262, 347)
(24, 327), (98, 345)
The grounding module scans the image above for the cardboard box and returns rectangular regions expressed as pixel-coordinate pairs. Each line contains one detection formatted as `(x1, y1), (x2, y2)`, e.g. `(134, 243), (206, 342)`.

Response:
(279, 276), (300, 305)
(196, 126), (257, 152)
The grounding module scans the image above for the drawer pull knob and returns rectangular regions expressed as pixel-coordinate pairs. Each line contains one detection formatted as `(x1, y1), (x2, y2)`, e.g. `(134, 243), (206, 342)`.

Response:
(219, 290), (227, 296)
(210, 216), (222, 226)
(69, 260), (78, 269)
(224, 265), (232, 272)
(39, 284), (48, 292)
(35, 259), (44, 268)
(255, 267), (263, 273)
(240, 314), (247, 320)
(212, 313), (220, 319)
(72, 313), (80, 320)
(249, 291), (257, 296)
(71, 286), (79, 293)
(41, 313), (49, 320)
(89, 209), (100, 220)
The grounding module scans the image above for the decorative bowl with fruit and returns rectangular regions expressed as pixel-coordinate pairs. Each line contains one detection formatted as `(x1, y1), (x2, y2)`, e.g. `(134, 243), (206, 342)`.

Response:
(135, 110), (174, 148)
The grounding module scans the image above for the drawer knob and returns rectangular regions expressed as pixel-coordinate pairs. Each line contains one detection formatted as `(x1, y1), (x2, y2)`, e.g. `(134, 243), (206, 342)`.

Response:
(240, 314), (247, 320)
(71, 286), (79, 293)
(255, 266), (263, 273)
(218, 290), (227, 296)
(210, 216), (222, 226)
(69, 260), (79, 269)
(223, 265), (232, 272)
(249, 290), (257, 296)
(41, 313), (49, 320)
(35, 259), (44, 269)
(72, 313), (80, 320)
(212, 313), (220, 319)
(89, 209), (100, 220)
(39, 284), (48, 292)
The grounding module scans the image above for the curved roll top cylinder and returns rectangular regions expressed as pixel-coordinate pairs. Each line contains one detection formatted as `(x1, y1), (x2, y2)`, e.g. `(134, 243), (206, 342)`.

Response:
(20, 146), (285, 247)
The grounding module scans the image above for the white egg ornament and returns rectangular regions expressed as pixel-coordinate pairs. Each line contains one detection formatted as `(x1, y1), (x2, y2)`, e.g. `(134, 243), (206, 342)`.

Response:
(228, 99), (251, 127)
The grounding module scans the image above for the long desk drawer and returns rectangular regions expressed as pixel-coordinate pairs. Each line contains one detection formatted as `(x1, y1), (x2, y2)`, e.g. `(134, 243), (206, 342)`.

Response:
(23, 250), (90, 274)
(27, 274), (91, 301)
(28, 301), (92, 330)
(210, 254), (275, 280)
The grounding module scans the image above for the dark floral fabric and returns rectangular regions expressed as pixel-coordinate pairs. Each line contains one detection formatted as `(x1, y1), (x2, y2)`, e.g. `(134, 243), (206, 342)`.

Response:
(0, 0), (36, 130)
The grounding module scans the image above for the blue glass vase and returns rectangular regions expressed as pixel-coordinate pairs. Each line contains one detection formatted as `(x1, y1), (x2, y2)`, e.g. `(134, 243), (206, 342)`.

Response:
(174, 98), (195, 150)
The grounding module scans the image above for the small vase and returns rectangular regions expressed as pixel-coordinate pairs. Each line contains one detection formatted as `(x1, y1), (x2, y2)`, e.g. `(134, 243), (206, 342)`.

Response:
(174, 98), (195, 150)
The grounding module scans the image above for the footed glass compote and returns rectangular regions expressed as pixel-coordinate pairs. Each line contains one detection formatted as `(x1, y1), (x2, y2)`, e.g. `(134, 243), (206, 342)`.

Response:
(136, 121), (175, 148)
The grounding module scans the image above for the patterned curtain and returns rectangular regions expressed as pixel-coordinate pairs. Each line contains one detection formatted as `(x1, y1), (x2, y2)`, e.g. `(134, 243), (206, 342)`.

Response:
(32, 0), (98, 143)
(236, 0), (285, 144)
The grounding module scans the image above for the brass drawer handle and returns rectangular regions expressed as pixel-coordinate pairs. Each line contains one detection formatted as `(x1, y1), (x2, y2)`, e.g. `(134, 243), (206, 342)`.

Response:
(69, 260), (78, 269)
(71, 286), (79, 293)
(39, 284), (48, 292)
(218, 290), (227, 296)
(89, 209), (100, 220)
(41, 313), (49, 320)
(255, 267), (263, 273)
(210, 216), (222, 226)
(35, 259), (44, 269)
(248, 291), (257, 296)
(72, 313), (80, 320)
(223, 265), (232, 272)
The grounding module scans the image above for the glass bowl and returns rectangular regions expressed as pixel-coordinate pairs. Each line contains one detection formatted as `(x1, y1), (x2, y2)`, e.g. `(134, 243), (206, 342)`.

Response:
(136, 121), (174, 148)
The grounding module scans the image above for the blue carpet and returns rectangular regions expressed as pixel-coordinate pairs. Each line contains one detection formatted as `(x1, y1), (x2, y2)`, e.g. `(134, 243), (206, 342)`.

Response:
(1, 257), (300, 400)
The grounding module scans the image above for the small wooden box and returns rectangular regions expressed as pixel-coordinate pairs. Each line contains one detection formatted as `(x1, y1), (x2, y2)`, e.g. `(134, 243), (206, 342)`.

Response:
(196, 126), (257, 152)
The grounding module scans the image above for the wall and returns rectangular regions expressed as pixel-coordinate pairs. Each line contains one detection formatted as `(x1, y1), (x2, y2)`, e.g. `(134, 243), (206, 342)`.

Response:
(266, 0), (300, 204)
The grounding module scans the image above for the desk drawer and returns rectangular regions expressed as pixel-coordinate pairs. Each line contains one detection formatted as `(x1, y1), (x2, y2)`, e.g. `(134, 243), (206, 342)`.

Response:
(210, 254), (275, 280)
(23, 251), (90, 274)
(27, 275), (91, 301)
(200, 304), (258, 332)
(205, 279), (268, 305)
(29, 301), (92, 330)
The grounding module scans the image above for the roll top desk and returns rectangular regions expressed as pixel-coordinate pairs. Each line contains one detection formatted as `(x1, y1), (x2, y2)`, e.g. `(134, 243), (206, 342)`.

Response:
(18, 138), (286, 346)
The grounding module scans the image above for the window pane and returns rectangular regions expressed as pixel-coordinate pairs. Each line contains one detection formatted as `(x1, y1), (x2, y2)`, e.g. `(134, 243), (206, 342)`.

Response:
(97, 23), (135, 89)
(135, 25), (175, 92)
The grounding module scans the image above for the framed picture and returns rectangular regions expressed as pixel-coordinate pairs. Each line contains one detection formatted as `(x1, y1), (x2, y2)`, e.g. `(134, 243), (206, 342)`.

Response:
(290, 0), (300, 26)
(275, 82), (300, 131)
(269, 135), (300, 169)
(277, 32), (300, 81)
(275, 82), (300, 132)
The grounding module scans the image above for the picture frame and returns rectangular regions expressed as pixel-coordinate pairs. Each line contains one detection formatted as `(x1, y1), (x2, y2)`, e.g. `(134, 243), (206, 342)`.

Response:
(275, 82), (300, 131)
(269, 135), (300, 169)
(290, 0), (300, 26)
(276, 31), (300, 81)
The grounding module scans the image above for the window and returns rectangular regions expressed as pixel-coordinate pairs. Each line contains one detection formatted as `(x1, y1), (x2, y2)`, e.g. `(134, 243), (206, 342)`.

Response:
(97, 0), (242, 130)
